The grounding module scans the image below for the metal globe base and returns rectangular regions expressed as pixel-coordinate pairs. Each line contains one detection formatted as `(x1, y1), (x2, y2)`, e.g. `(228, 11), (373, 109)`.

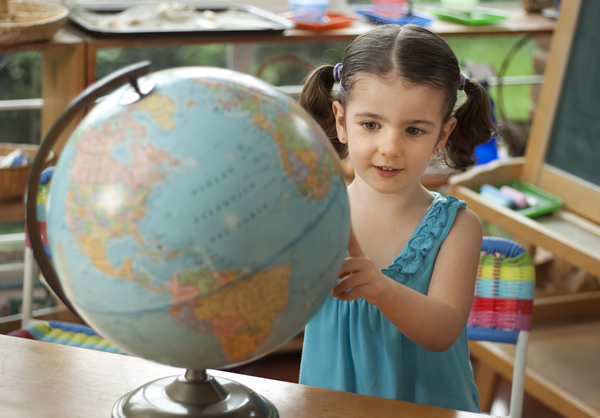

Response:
(112, 369), (279, 418)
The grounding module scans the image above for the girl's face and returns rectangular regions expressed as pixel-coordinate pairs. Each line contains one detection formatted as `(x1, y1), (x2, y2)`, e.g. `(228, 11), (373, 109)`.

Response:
(333, 74), (456, 195)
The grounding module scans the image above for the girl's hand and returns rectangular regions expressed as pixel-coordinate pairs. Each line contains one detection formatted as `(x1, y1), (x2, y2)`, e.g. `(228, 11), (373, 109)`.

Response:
(331, 229), (391, 306)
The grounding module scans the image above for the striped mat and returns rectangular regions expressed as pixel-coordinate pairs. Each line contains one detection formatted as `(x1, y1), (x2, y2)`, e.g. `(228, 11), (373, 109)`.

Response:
(8, 320), (128, 354)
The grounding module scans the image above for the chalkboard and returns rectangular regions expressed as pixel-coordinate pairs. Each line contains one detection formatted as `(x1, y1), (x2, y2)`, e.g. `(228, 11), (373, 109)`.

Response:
(545, 0), (600, 186)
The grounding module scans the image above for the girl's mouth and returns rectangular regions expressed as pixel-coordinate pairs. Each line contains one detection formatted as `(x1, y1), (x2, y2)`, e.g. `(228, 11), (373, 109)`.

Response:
(374, 165), (401, 178)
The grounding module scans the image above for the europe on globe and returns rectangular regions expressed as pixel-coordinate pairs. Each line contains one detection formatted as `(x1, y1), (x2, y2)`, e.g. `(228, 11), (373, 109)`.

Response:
(46, 66), (351, 377)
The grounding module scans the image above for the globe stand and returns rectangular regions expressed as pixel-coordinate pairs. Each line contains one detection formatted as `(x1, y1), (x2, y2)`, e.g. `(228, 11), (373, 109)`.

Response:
(112, 369), (279, 417)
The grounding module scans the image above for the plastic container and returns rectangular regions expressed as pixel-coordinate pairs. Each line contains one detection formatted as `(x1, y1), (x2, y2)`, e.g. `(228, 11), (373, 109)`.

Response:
(289, 0), (329, 23)
(285, 12), (356, 30)
(439, 0), (479, 13)
(430, 7), (507, 25)
(355, 7), (432, 25)
(372, 0), (408, 17)
(494, 180), (563, 218)
(479, 184), (517, 209)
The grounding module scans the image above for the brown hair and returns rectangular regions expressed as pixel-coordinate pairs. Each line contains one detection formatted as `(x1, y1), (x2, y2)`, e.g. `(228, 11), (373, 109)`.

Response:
(299, 24), (495, 171)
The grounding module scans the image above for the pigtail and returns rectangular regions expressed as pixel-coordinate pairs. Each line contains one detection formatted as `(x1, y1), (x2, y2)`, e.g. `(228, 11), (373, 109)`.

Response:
(299, 65), (347, 158)
(444, 78), (496, 171)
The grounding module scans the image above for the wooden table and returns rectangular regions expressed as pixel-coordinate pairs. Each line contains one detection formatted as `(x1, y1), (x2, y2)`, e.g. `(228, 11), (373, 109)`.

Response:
(0, 334), (491, 417)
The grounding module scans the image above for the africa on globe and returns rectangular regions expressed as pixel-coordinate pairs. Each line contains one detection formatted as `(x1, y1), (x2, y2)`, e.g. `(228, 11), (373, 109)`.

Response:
(47, 66), (350, 372)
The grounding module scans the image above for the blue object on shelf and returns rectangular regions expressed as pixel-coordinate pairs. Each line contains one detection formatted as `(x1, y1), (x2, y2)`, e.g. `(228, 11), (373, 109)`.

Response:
(354, 7), (432, 26)
(479, 184), (516, 208)
(473, 137), (498, 165)
(473, 78), (498, 165)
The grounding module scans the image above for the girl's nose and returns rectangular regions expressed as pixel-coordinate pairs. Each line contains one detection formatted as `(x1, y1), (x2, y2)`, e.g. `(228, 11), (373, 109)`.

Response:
(378, 132), (401, 157)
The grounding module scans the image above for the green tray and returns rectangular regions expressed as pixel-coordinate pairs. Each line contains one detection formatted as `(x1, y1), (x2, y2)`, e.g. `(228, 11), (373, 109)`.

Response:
(430, 7), (508, 26)
(494, 180), (563, 218)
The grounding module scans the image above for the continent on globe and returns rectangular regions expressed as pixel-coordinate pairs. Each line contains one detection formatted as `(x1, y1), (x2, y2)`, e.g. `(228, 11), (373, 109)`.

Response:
(273, 113), (339, 200)
(169, 265), (290, 364)
(137, 94), (177, 130)
(66, 113), (179, 283)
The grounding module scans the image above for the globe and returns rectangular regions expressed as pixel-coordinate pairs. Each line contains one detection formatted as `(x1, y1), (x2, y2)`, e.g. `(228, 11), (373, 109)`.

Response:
(46, 66), (350, 378)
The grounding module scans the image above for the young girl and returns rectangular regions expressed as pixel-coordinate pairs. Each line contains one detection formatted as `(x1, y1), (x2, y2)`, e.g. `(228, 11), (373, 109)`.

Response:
(298, 24), (494, 413)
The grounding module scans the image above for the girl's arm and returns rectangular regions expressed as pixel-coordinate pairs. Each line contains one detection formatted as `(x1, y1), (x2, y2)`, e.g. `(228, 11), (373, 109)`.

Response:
(332, 208), (482, 352)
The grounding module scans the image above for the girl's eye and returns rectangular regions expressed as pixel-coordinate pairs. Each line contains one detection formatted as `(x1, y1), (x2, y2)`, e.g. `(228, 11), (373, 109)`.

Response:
(406, 127), (424, 136)
(362, 121), (380, 131)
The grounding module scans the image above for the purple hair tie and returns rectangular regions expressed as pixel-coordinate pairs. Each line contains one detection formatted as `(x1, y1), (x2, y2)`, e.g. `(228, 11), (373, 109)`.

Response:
(458, 73), (467, 91)
(333, 63), (343, 82)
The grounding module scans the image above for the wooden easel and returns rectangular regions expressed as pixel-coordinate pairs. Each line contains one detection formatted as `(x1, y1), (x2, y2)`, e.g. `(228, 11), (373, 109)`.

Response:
(449, 0), (600, 296)
(450, 1), (600, 415)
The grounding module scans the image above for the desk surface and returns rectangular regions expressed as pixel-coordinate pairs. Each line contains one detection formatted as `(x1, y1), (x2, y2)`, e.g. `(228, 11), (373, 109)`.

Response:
(0, 335), (489, 417)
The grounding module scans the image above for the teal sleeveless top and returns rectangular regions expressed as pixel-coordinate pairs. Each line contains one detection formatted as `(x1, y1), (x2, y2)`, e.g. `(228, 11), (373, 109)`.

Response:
(299, 193), (479, 413)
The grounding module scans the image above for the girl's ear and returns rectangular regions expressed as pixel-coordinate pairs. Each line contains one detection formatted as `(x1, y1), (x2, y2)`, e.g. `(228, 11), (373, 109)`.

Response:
(436, 116), (457, 153)
(332, 101), (347, 144)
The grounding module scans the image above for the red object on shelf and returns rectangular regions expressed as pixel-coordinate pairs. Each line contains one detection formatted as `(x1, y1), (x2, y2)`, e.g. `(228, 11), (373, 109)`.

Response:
(283, 12), (357, 30)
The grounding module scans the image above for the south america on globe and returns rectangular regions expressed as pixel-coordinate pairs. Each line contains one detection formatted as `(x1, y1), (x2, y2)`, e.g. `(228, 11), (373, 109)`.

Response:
(47, 66), (350, 371)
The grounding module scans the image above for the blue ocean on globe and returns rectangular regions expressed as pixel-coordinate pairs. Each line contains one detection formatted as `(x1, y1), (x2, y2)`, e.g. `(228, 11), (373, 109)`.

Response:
(47, 67), (350, 370)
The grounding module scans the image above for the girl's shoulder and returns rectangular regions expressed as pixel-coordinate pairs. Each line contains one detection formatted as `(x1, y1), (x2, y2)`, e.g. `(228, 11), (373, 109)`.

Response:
(428, 192), (480, 235)
(426, 193), (481, 244)
(441, 196), (482, 249)
(453, 206), (482, 236)
(381, 193), (478, 283)
(430, 191), (463, 206)
(426, 192), (466, 220)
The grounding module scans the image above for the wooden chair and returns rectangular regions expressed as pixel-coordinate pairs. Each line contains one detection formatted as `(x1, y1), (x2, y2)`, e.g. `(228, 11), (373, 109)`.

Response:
(467, 237), (534, 418)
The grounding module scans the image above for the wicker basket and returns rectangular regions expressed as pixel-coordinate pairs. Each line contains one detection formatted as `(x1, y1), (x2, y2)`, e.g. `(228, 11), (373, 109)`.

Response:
(0, 1), (68, 45)
(0, 143), (54, 202)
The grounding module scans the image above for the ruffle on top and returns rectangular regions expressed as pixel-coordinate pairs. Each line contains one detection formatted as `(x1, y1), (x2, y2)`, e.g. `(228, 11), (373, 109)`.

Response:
(381, 194), (460, 279)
